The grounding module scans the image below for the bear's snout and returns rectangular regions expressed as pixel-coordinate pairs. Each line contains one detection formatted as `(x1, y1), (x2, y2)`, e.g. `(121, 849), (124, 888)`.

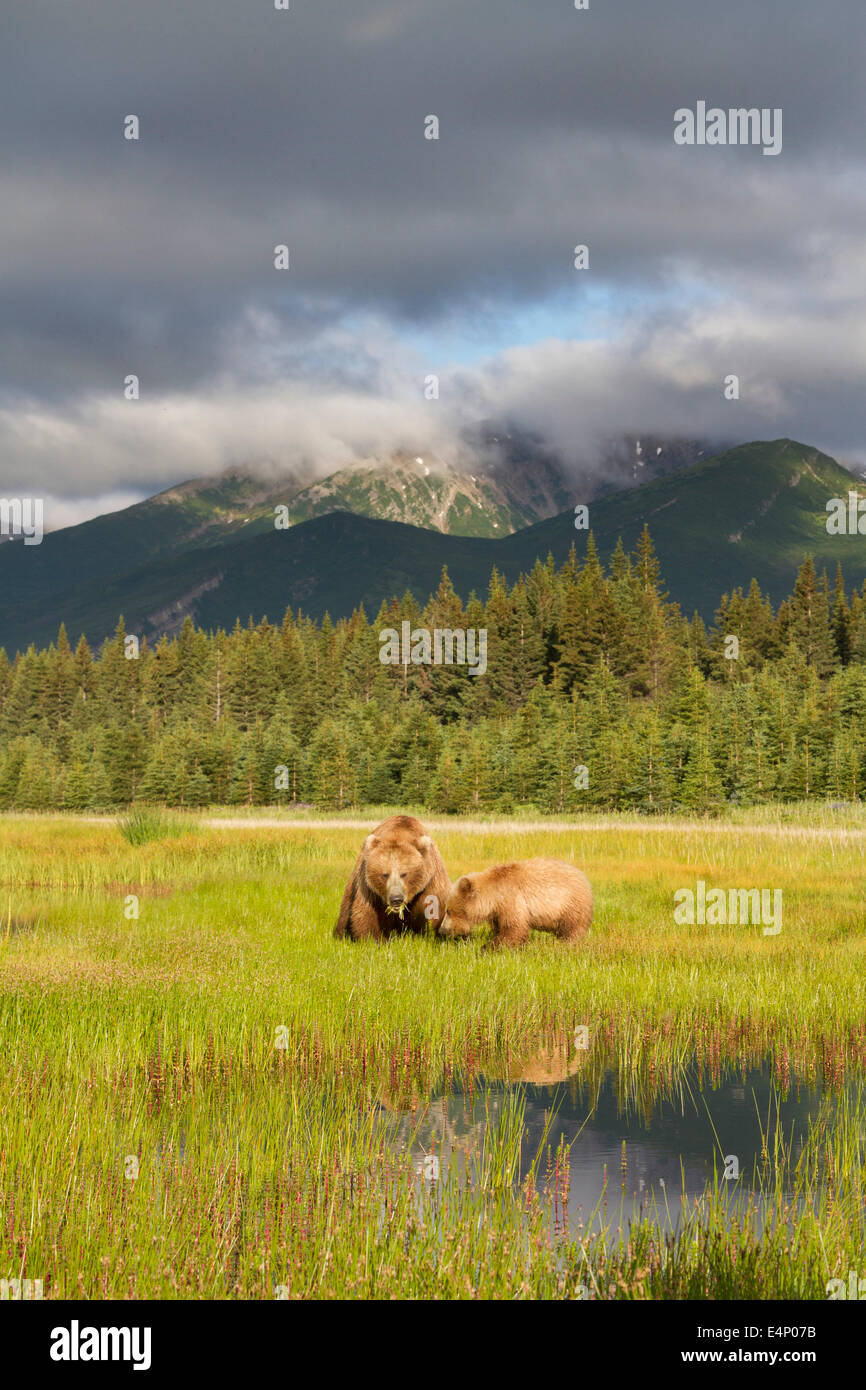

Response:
(439, 913), (466, 939)
(387, 891), (405, 906)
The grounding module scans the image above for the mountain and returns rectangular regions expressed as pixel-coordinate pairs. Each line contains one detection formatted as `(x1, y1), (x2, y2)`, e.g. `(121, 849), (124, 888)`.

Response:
(502, 437), (866, 615)
(283, 431), (720, 535)
(0, 428), (720, 554)
(284, 452), (554, 537)
(0, 427), (719, 651)
(1, 439), (860, 652)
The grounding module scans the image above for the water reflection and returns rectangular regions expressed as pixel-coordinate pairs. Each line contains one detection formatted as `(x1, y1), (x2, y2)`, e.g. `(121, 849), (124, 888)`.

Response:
(381, 1056), (827, 1237)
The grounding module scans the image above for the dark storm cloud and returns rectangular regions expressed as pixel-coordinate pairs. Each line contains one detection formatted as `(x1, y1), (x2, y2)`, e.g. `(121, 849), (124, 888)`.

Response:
(0, 0), (864, 500)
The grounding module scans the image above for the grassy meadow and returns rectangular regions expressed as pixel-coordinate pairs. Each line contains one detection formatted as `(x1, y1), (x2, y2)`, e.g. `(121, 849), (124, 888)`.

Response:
(1, 807), (864, 1300)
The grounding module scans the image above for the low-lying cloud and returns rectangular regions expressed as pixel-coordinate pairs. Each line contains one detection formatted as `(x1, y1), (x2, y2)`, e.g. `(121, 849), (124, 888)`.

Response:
(1, 0), (864, 520)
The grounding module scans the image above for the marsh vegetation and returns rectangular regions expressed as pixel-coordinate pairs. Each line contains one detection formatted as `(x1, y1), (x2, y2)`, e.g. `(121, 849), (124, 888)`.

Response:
(1, 810), (863, 1298)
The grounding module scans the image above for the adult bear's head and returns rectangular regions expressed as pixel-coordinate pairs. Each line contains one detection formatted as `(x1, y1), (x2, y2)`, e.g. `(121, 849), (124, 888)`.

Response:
(362, 821), (435, 914)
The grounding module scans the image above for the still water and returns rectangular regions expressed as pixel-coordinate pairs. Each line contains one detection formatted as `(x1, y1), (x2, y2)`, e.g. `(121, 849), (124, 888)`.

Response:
(382, 1053), (829, 1236)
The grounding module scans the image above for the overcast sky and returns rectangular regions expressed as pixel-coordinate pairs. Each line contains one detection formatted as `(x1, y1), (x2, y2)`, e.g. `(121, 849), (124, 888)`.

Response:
(1, 0), (864, 524)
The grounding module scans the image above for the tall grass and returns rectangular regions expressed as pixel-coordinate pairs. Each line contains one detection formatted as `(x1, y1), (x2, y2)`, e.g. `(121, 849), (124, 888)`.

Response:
(117, 806), (200, 846)
(0, 811), (863, 1298)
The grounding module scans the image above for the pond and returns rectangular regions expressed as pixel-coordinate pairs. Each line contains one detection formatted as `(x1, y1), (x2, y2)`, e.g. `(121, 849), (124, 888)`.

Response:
(383, 1052), (835, 1239)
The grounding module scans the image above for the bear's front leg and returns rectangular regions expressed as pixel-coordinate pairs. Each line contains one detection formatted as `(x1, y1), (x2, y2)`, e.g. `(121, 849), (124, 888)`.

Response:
(481, 913), (505, 951)
(484, 913), (529, 950)
(348, 897), (386, 942)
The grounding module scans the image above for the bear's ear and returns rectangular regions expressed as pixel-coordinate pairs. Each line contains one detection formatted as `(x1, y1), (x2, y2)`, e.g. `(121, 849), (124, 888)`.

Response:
(457, 875), (472, 892)
(363, 833), (378, 851)
(416, 835), (432, 852)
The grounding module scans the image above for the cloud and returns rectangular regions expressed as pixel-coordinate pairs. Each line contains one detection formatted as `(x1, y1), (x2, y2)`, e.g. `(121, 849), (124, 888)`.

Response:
(456, 263), (866, 472)
(0, 0), (864, 504)
(39, 492), (150, 534)
(0, 374), (468, 500)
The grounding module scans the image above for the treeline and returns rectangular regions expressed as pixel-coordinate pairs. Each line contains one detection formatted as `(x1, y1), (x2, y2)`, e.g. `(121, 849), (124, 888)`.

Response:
(1, 526), (866, 814)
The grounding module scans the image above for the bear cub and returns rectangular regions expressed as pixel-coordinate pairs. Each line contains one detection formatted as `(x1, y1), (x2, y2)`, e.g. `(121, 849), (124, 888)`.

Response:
(334, 814), (451, 941)
(438, 858), (592, 949)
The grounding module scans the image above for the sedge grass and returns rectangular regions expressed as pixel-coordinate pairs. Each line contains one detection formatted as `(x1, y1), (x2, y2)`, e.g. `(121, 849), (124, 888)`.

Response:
(0, 810), (863, 1298)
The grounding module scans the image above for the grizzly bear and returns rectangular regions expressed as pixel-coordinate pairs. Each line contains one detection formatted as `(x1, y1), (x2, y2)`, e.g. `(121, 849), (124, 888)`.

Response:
(334, 815), (451, 941)
(438, 858), (593, 949)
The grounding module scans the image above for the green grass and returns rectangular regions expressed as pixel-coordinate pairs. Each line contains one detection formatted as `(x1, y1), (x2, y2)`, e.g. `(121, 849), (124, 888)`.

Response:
(0, 810), (863, 1298)
(116, 806), (201, 846)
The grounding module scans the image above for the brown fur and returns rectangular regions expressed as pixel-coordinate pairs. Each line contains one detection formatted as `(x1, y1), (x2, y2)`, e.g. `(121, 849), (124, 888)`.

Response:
(438, 858), (593, 950)
(334, 815), (451, 942)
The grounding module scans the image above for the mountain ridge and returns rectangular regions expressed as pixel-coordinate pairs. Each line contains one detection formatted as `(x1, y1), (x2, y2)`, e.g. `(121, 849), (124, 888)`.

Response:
(1, 439), (862, 653)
